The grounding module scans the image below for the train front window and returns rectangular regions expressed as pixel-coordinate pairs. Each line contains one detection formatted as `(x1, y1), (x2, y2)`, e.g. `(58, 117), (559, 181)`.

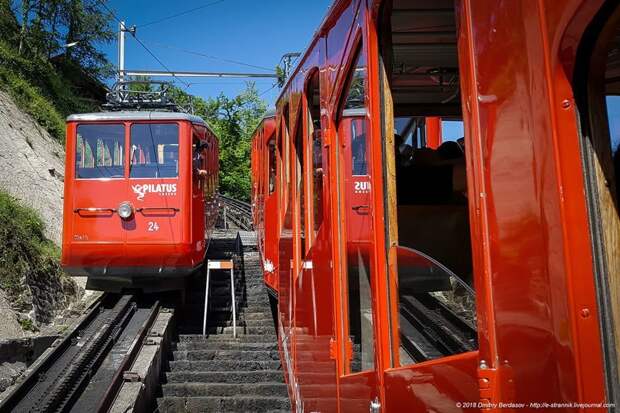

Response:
(379, 0), (477, 367)
(130, 124), (179, 178)
(76, 124), (124, 179)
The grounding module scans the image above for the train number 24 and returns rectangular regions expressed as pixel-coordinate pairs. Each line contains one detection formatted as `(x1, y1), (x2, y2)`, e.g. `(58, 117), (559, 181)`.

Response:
(147, 221), (160, 232)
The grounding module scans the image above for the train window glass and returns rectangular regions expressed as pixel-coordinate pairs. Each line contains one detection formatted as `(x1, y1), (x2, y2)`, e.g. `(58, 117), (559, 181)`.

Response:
(351, 118), (367, 176)
(282, 108), (293, 227)
(76, 124), (124, 179)
(339, 49), (375, 374)
(294, 120), (306, 251)
(268, 138), (277, 193)
(379, 0), (478, 367)
(395, 117), (426, 151)
(307, 71), (323, 235)
(130, 124), (179, 179)
(442, 119), (464, 143)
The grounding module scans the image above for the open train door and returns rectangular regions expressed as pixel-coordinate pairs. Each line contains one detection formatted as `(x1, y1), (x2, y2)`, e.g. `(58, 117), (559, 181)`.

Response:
(333, 35), (383, 411)
(263, 133), (279, 293)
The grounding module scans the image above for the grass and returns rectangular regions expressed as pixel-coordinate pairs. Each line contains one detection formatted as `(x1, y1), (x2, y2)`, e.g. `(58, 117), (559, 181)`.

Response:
(18, 317), (38, 332)
(0, 191), (65, 308)
(0, 40), (99, 143)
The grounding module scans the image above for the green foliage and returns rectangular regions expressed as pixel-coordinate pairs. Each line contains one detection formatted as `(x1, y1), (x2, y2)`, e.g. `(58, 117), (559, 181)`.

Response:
(169, 82), (268, 201)
(18, 317), (37, 332)
(10, 0), (114, 76)
(275, 65), (286, 88)
(0, 25), (100, 142)
(0, 191), (65, 306)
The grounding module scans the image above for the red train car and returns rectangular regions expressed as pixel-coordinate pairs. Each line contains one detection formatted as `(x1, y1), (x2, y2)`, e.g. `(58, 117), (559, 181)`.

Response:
(251, 0), (620, 411)
(62, 111), (219, 292)
(251, 112), (278, 293)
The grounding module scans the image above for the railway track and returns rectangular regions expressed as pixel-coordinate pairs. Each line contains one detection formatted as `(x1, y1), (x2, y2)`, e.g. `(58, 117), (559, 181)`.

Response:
(219, 194), (253, 231)
(0, 294), (166, 413)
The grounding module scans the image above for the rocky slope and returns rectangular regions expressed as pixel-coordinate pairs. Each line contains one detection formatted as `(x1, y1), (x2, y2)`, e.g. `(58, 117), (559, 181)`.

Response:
(0, 89), (65, 245)
(0, 89), (85, 335)
(0, 89), (87, 394)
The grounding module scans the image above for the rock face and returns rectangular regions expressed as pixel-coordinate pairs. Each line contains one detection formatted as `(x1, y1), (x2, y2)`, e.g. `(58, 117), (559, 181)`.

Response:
(0, 90), (65, 244)
(0, 90), (83, 327)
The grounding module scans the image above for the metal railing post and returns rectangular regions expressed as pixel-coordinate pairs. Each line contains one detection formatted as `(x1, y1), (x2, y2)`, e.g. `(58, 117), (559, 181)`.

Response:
(230, 265), (236, 338)
(202, 265), (211, 336)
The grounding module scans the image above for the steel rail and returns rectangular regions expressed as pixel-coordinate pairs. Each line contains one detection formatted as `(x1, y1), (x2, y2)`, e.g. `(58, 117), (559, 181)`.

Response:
(96, 301), (161, 412)
(37, 295), (135, 412)
(219, 194), (253, 230)
(0, 295), (164, 413)
(0, 294), (107, 412)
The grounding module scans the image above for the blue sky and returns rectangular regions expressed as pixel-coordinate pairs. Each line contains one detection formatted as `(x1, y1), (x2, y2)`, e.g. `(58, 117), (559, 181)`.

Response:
(100, 0), (333, 106)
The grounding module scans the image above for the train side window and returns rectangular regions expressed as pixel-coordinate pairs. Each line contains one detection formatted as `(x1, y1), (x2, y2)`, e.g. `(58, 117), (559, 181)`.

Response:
(379, 1), (478, 367)
(76, 124), (124, 179)
(294, 119), (306, 251)
(306, 70), (323, 236)
(268, 138), (276, 193)
(338, 49), (376, 374)
(130, 124), (179, 179)
(442, 119), (464, 143)
(282, 107), (292, 225)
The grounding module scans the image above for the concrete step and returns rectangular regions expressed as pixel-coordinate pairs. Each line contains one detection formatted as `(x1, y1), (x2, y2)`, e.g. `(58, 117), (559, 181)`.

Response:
(169, 360), (282, 372)
(206, 304), (271, 312)
(180, 325), (275, 335)
(161, 382), (288, 398)
(178, 334), (278, 343)
(180, 318), (274, 330)
(166, 370), (285, 384)
(157, 396), (290, 413)
(173, 349), (280, 362)
(176, 341), (277, 351)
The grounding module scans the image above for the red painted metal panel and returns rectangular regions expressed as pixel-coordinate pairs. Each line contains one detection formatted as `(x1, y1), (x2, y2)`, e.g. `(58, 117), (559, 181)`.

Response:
(426, 116), (442, 149)
(62, 118), (218, 288)
(250, 0), (614, 410)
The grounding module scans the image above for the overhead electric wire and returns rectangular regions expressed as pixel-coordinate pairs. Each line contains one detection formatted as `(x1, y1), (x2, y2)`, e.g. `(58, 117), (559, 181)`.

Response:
(148, 41), (274, 72)
(130, 35), (190, 87)
(98, 0), (123, 25)
(259, 84), (278, 97)
(98, 0), (276, 93)
(137, 0), (227, 29)
(98, 1), (189, 88)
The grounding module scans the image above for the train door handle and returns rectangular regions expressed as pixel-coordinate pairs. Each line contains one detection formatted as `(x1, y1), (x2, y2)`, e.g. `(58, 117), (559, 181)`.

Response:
(352, 205), (370, 215)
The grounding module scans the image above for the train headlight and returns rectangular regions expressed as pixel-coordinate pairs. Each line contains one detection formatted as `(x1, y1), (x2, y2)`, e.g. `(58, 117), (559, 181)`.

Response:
(118, 202), (134, 219)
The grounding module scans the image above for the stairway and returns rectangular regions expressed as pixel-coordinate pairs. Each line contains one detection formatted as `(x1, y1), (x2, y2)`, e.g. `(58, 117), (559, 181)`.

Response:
(157, 230), (290, 412)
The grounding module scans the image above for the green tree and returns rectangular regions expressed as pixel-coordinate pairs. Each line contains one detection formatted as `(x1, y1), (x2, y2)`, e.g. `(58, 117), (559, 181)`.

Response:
(61, 0), (114, 75)
(10, 0), (114, 78)
(169, 82), (268, 201)
(206, 83), (267, 201)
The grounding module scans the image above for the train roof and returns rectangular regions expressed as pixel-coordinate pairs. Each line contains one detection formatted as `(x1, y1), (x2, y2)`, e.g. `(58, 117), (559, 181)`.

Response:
(67, 111), (210, 128)
(275, 0), (340, 103)
(249, 109), (276, 140)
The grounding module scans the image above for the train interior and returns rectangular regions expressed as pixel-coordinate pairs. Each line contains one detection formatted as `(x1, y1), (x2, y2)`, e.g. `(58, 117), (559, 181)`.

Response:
(378, 0), (477, 365)
(578, 3), (620, 391)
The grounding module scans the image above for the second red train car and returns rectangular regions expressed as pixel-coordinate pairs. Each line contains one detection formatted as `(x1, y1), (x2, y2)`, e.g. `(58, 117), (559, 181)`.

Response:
(252, 0), (620, 411)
